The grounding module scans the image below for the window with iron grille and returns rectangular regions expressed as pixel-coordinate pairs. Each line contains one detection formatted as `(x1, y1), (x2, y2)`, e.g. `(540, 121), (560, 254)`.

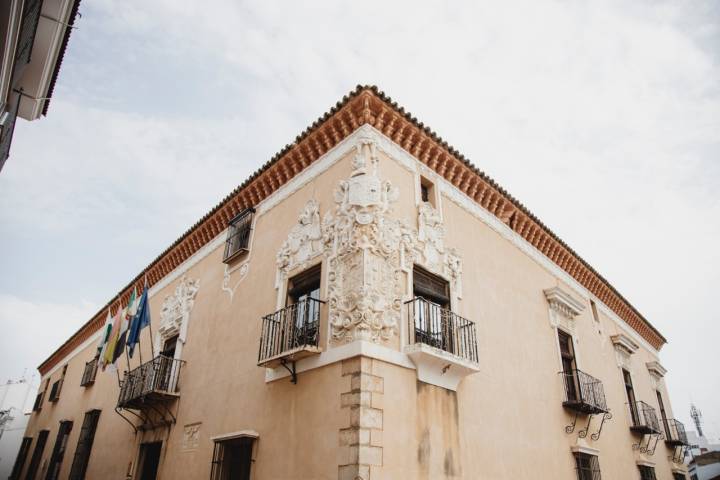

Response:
(210, 436), (254, 480)
(25, 430), (49, 480)
(45, 420), (73, 480)
(48, 366), (67, 402)
(32, 392), (43, 412)
(639, 465), (657, 480)
(80, 358), (98, 387)
(68, 410), (101, 480)
(9, 436), (32, 480)
(574, 452), (601, 480)
(223, 208), (254, 263)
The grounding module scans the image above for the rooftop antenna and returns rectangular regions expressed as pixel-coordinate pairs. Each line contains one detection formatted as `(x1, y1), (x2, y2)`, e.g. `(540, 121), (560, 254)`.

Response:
(691, 403), (704, 438)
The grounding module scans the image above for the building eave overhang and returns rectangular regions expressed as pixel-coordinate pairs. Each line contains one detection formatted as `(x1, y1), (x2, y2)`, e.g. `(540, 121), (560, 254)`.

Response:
(37, 85), (667, 375)
(16, 0), (81, 120)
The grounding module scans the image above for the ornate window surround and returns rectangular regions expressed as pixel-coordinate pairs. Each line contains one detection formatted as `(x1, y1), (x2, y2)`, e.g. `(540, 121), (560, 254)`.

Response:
(611, 333), (639, 371)
(544, 286), (585, 372)
(156, 275), (200, 362)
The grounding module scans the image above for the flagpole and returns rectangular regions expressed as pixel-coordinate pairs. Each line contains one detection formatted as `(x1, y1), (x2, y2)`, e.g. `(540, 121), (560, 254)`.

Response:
(144, 274), (155, 359)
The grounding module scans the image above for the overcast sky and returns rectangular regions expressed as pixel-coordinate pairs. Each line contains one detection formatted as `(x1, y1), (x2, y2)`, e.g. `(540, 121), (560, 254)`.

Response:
(0, 0), (718, 438)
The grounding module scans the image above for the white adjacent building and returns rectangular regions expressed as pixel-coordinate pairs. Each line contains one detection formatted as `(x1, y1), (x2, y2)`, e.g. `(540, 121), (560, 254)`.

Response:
(0, 378), (36, 479)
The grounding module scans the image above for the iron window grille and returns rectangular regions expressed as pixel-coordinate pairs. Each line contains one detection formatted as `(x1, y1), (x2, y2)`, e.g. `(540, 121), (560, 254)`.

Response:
(68, 410), (101, 480)
(210, 436), (254, 480)
(223, 208), (254, 263)
(405, 297), (478, 363)
(80, 358), (98, 387)
(47, 379), (62, 402)
(574, 452), (601, 480)
(258, 297), (324, 364)
(9, 436), (32, 480)
(45, 420), (73, 480)
(32, 392), (43, 412)
(25, 429), (49, 480)
(639, 465), (657, 480)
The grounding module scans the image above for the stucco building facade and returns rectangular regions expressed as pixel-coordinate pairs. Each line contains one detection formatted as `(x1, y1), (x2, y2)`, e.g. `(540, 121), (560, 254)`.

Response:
(13, 87), (689, 480)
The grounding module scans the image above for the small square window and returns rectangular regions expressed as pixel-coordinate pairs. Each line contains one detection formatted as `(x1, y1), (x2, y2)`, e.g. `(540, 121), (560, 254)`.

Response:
(223, 208), (254, 263)
(639, 466), (657, 480)
(574, 452), (601, 480)
(420, 177), (436, 207)
(210, 436), (255, 480)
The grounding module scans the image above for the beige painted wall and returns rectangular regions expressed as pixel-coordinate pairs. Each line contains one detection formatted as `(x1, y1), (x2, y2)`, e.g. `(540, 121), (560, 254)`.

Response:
(18, 128), (683, 480)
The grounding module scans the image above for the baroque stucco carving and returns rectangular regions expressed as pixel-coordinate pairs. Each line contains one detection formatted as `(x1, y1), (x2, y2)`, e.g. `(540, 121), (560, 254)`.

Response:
(158, 275), (200, 346)
(273, 136), (464, 344)
(323, 137), (411, 342)
(276, 199), (324, 278)
(415, 202), (463, 296)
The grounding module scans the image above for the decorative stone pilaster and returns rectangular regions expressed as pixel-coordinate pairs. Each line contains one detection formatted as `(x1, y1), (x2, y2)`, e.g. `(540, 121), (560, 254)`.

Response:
(156, 275), (200, 354)
(339, 357), (384, 480)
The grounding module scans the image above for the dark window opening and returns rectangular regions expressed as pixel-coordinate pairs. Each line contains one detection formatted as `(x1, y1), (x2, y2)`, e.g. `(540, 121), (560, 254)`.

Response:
(25, 429), (49, 480)
(161, 335), (179, 359)
(286, 264), (322, 347)
(68, 410), (101, 480)
(210, 436), (254, 480)
(48, 366), (67, 403)
(673, 473), (687, 480)
(574, 452), (601, 480)
(623, 369), (639, 425)
(412, 265), (449, 307)
(420, 177), (435, 207)
(45, 420), (73, 480)
(656, 390), (670, 438)
(137, 442), (162, 480)
(558, 330), (578, 402)
(9, 436), (32, 480)
(639, 465), (657, 480)
(32, 392), (43, 412)
(223, 208), (254, 263)
(80, 358), (98, 387)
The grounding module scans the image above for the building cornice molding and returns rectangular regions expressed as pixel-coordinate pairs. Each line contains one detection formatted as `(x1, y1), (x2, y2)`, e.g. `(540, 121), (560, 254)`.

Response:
(37, 86), (665, 375)
(611, 333), (640, 355)
(646, 361), (667, 379)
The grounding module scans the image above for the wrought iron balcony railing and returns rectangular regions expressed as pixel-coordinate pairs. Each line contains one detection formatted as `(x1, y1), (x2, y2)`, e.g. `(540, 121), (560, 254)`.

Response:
(117, 355), (184, 409)
(406, 297), (478, 364)
(560, 369), (608, 415)
(664, 418), (688, 446)
(258, 297), (324, 367)
(630, 400), (661, 435)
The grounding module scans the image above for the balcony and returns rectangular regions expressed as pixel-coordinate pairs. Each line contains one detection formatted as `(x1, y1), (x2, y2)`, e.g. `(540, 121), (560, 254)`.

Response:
(560, 369), (608, 415)
(664, 419), (689, 447)
(404, 297), (479, 391)
(630, 400), (661, 435)
(257, 298), (324, 368)
(117, 355), (184, 410)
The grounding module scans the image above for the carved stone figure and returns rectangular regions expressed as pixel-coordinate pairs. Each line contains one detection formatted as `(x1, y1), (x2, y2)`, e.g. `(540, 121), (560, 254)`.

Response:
(323, 137), (405, 342)
(158, 275), (200, 343)
(277, 199), (323, 274)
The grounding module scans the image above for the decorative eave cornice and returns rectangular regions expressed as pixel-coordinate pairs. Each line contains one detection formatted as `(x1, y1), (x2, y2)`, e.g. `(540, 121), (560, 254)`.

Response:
(646, 361), (667, 378)
(611, 333), (640, 354)
(37, 85), (666, 375)
(544, 287), (585, 319)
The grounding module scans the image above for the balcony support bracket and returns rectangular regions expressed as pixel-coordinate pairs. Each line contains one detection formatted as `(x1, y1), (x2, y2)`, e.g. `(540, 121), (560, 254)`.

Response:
(280, 359), (297, 384)
(671, 446), (686, 464)
(633, 435), (647, 451)
(646, 433), (663, 456)
(565, 411), (579, 434)
(591, 411), (612, 441)
(114, 407), (138, 435)
(578, 413), (594, 439)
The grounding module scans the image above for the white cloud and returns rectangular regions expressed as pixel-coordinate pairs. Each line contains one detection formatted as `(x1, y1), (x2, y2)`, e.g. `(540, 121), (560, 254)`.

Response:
(0, 295), (98, 383)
